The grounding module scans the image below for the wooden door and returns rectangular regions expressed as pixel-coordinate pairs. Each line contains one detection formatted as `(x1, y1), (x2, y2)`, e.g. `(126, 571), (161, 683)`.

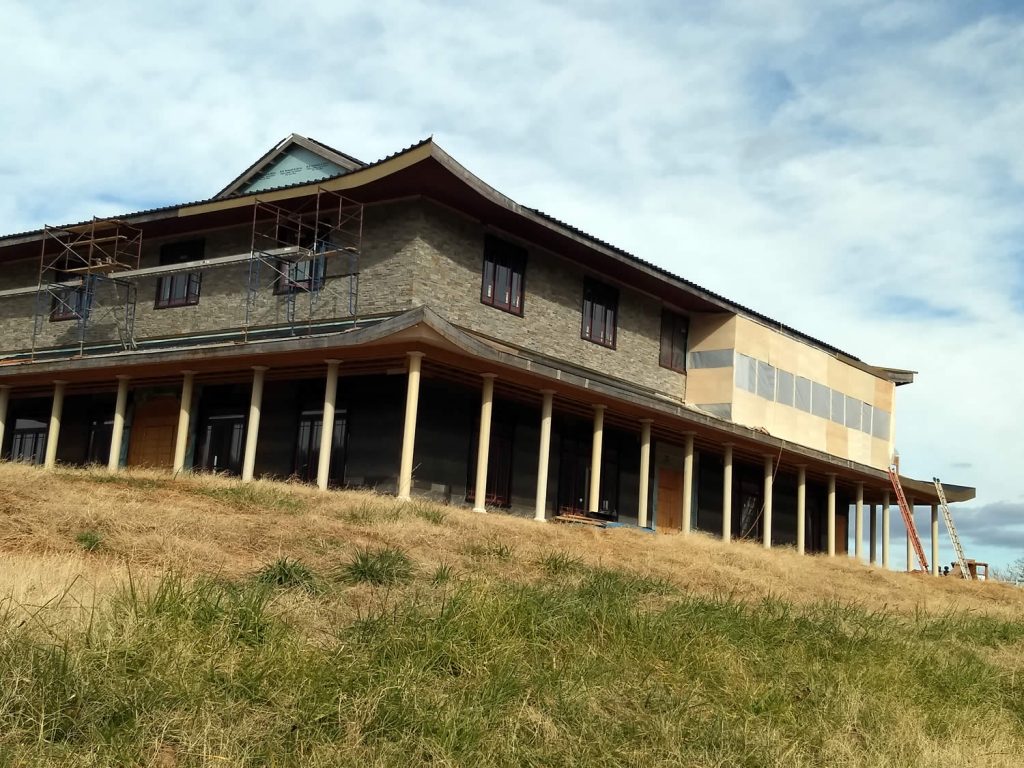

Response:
(127, 396), (179, 469)
(656, 468), (683, 532)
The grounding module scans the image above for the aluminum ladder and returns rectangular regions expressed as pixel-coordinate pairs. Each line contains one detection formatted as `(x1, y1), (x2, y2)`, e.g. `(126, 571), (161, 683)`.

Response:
(933, 477), (971, 579)
(887, 466), (929, 572)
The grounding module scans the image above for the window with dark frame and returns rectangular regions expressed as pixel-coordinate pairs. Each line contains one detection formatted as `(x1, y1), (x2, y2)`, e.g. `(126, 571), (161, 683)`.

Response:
(659, 310), (689, 372)
(49, 269), (89, 322)
(581, 277), (618, 348)
(274, 257), (326, 294)
(155, 239), (204, 309)
(480, 235), (526, 315)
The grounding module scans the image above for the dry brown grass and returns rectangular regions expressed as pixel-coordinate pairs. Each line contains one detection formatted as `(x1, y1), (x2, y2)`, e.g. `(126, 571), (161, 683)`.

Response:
(1, 460), (1020, 621)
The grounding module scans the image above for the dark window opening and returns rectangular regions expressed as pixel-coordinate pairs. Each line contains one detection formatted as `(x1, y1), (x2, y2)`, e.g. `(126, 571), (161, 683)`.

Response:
(87, 418), (114, 465)
(293, 409), (348, 486)
(155, 239), (204, 309)
(581, 278), (618, 348)
(9, 418), (47, 464)
(481, 235), (526, 316)
(197, 413), (245, 475)
(274, 256), (326, 294)
(466, 418), (514, 508)
(555, 421), (620, 520)
(659, 310), (689, 372)
(49, 270), (89, 322)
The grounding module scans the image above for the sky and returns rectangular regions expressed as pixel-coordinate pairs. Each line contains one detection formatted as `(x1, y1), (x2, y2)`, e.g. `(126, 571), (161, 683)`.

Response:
(1, 0), (1022, 571)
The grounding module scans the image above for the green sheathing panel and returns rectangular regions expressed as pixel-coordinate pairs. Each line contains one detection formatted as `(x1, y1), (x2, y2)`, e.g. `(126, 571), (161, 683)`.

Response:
(240, 146), (346, 193)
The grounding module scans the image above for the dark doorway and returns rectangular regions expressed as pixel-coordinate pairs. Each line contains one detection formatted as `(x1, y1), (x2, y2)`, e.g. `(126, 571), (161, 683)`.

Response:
(293, 409), (348, 486)
(198, 414), (245, 475)
(10, 418), (47, 464)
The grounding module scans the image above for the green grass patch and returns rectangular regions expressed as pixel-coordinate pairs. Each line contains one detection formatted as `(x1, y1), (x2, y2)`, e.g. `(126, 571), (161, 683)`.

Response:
(74, 530), (102, 552)
(340, 546), (414, 586)
(2, 567), (1024, 765)
(188, 482), (305, 513)
(254, 557), (321, 594)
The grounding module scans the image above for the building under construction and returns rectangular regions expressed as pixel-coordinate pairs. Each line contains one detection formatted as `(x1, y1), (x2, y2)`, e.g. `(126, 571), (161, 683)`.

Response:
(0, 134), (976, 572)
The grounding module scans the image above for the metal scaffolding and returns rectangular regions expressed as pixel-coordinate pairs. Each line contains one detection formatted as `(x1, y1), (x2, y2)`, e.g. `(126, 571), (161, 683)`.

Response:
(245, 187), (363, 339)
(31, 218), (143, 358)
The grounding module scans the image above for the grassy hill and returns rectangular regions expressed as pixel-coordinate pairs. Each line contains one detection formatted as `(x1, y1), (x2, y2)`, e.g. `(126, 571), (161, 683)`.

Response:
(1, 462), (1023, 767)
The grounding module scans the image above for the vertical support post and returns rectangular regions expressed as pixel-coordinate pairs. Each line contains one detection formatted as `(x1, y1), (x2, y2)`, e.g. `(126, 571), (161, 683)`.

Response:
(397, 351), (424, 501)
(637, 419), (653, 528)
(827, 473), (836, 556)
(869, 503), (878, 565)
(107, 376), (130, 473)
(762, 454), (773, 549)
(534, 389), (554, 522)
(316, 360), (341, 491)
(906, 496), (914, 572)
(796, 465), (806, 555)
(854, 482), (864, 561)
(682, 431), (694, 535)
(241, 366), (267, 483)
(173, 371), (195, 475)
(473, 374), (497, 513)
(882, 491), (891, 569)
(930, 503), (939, 576)
(722, 443), (733, 542)
(0, 385), (10, 456)
(44, 381), (66, 469)
(588, 405), (605, 514)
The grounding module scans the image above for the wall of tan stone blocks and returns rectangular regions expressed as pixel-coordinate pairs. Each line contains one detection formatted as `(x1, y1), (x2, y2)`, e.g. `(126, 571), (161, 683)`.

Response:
(408, 201), (686, 397)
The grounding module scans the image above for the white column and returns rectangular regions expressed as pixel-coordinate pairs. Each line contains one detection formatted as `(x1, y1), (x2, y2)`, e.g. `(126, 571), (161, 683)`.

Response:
(588, 405), (605, 514)
(107, 376), (130, 472)
(930, 503), (939, 576)
(638, 419), (653, 528)
(316, 360), (341, 491)
(827, 473), (836, 557)
(681, 432), (694, 535)
(0, 385), (10, 455)
(882, 491), (891, 569)
(869, 503), (878, 565)
(762, 454), (773, 549)
(241, 366), (267, 483)
(397, 351), (424, 501)
(473, 374), (497, 513)
(796, 465), (806, 555)
(173, 371), (195, 475)
(722, 444), (733, 542)
(854, 482), (864, 561)
(534, 389), (554, 522)
(44, 381), (66, 469)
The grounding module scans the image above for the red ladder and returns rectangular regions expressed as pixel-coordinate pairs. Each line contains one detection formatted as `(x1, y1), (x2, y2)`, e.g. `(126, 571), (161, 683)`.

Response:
(887, 465), (929, 573)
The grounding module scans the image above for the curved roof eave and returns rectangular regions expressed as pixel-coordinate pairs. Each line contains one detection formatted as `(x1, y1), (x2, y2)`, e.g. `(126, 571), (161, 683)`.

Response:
(0, 136), (905, 380)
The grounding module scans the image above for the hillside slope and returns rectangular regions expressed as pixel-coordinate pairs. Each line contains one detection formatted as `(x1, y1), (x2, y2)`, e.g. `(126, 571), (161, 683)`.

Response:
(1, 463), (1022, 767)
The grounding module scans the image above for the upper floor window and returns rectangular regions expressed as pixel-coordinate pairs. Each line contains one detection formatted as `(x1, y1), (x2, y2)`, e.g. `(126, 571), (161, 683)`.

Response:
(480, 235), (526, 316)
(50, 269), (89, 322)
(274, 257), (326, 294)
(581, 278), (618, 348)
(155, 239), (204, 309)
(659, 310), (689, 372)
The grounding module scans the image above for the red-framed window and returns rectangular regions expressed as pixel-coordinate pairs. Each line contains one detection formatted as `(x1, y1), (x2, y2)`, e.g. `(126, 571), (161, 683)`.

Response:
(155, 239), (204, 309)
(480, 235), (526, 316)
(581, 277), (618, 348)
(659, 310), (689, 372)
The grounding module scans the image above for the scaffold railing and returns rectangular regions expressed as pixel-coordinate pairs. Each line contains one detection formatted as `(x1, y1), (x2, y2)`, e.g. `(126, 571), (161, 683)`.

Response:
(244, 187), (362, 339)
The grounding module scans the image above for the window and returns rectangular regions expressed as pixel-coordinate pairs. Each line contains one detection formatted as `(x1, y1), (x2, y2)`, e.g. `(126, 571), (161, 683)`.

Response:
(756, 361), (776, 400)
(9, 418), (47, 463)
(49, 270), (89, 321)
(274, 257), (326, 294)
(795, 376), (812, 412)
(776, 369), (795, 407)
(811, 382), (831, 419)
(830, 390), (845, 424)
(659, 310), (689, 372)
(155, 239), (204, 309)
(581, 278), (618, 348)
(480, 235), (526, 315)
(735, 353), (757, 393)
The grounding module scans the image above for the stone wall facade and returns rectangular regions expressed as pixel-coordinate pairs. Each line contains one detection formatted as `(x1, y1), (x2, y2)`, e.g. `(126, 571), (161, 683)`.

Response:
(0, 198), (686, 402)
